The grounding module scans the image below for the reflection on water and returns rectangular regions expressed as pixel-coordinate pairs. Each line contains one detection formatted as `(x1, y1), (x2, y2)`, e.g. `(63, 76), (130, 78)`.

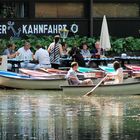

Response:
(0, 90), (139, 140)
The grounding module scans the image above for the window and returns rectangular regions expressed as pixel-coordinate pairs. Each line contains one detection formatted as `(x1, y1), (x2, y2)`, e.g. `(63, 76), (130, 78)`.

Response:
(93, 3), (139, 17)
(0, 2), (29, 18)
(35, 2), (84, 18)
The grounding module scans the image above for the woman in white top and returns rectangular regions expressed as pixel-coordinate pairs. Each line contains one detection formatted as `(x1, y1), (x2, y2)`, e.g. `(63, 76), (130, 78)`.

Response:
(113, 61), (123, 84)
(104, 61), (123, 84)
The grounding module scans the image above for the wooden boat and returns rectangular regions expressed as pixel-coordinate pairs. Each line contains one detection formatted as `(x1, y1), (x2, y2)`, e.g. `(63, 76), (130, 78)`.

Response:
(0, 71), (68, 89)
(99, 65), (132, 77)
(132, 71), (140, 78)
(19, 68), (66, 79)
(39, 68), (67, 74)
(78, 67), (105, 78)
(40, 67), (105, 78)
(125, 64), (140, 71)
(125, 64), (140, 78)
(61, 78), (140, 95)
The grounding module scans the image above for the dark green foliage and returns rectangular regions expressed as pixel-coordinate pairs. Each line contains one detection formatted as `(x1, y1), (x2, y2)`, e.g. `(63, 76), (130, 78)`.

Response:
(0, 35), (140, 56)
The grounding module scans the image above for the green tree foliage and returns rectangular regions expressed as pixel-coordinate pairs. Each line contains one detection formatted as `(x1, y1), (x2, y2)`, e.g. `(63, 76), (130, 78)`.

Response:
(0, 35), (140, 56)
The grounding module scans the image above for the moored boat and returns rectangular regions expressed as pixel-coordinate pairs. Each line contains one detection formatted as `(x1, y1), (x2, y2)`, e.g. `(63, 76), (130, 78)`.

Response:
(99, 65), (132, 77)
(40, 67), (105, 78)
(0, 71), (68, 89)
(132, 71), (140, 78)
(78, 67), (105, 78)
(125, 64), (140, 71)
(19, 68), (66, 79)
(61, 78), (140, 95)
(39, 68), (67, 74)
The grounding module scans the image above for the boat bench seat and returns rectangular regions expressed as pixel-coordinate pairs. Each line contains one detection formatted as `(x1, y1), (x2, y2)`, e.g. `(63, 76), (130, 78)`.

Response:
(67, 78), (74, 85)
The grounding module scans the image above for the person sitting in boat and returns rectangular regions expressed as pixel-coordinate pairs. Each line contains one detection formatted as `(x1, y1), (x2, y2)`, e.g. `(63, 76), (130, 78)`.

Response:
(66, 62), (93, 85)
(104, 61), (123, 84)
(34, 45), (51, 69)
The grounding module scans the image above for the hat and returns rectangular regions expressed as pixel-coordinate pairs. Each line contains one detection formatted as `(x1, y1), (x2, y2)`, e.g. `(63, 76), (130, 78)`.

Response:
(71, 62), (78, 67)
(54, 35), (60, 38)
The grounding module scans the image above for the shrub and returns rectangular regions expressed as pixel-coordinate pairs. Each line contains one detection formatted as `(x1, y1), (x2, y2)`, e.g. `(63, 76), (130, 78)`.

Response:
(0, 35), (140, 56)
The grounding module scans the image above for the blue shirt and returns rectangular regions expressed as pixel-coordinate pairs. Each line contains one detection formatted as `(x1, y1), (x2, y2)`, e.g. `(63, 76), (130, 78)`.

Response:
(81, 49), (91, 58)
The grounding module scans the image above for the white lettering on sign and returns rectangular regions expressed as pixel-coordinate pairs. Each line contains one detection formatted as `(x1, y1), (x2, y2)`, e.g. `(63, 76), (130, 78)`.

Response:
(0, 21), (79, 38)
(48, 25), (53, 33)
(33, 25), (38, 33)
(22, 24), (68, 34)
(0, 25), (7, 34)
(71, 24), (78, 34)
(22, 25), (27, 34)
(28, 25), (33, 34)
(58, 25), (63, 31)
(44, 25), (48, 33)
(38, 25), (44, 33)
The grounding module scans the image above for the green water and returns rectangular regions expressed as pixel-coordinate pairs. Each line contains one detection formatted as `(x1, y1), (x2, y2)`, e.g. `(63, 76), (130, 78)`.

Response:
(0, 90), (139, 140)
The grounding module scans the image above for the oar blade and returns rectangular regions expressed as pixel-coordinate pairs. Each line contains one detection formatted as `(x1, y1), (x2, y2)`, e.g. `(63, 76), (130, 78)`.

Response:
(83, 91), (92, 96)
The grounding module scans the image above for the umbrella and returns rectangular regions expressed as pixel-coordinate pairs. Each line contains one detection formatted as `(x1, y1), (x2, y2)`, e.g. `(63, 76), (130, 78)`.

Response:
(100, 15), (111, 55)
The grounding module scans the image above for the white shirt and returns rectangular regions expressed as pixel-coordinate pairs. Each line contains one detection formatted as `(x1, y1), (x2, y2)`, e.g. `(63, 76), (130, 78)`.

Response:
(114, 67), (123, 84)
(66, 68), (81, 85)
(17, 47), (33, 61)
(34, 48), (50, 65)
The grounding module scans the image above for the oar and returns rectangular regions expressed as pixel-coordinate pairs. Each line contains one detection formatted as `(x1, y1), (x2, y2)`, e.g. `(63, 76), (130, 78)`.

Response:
(83, 75), (108, 96)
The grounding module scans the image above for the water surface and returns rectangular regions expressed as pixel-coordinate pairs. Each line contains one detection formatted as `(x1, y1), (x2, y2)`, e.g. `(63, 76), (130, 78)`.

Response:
(0, 90), (139, 140)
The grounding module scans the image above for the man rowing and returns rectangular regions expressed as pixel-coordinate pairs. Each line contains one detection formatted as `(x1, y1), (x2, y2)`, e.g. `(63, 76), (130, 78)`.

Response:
(66, 62), (93, 85)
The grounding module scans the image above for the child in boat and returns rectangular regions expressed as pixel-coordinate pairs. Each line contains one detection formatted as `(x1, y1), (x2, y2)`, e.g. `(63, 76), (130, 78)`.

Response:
(104, 61), (123, 84)
(66, 62), (93, 85)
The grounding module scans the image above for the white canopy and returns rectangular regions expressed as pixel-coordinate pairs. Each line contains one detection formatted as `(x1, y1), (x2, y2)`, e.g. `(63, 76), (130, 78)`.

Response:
(100, 15), (111, 52)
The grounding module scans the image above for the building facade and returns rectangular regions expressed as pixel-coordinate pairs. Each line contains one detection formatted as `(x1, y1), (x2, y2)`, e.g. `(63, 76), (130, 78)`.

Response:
(0, 0), (140, 38)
